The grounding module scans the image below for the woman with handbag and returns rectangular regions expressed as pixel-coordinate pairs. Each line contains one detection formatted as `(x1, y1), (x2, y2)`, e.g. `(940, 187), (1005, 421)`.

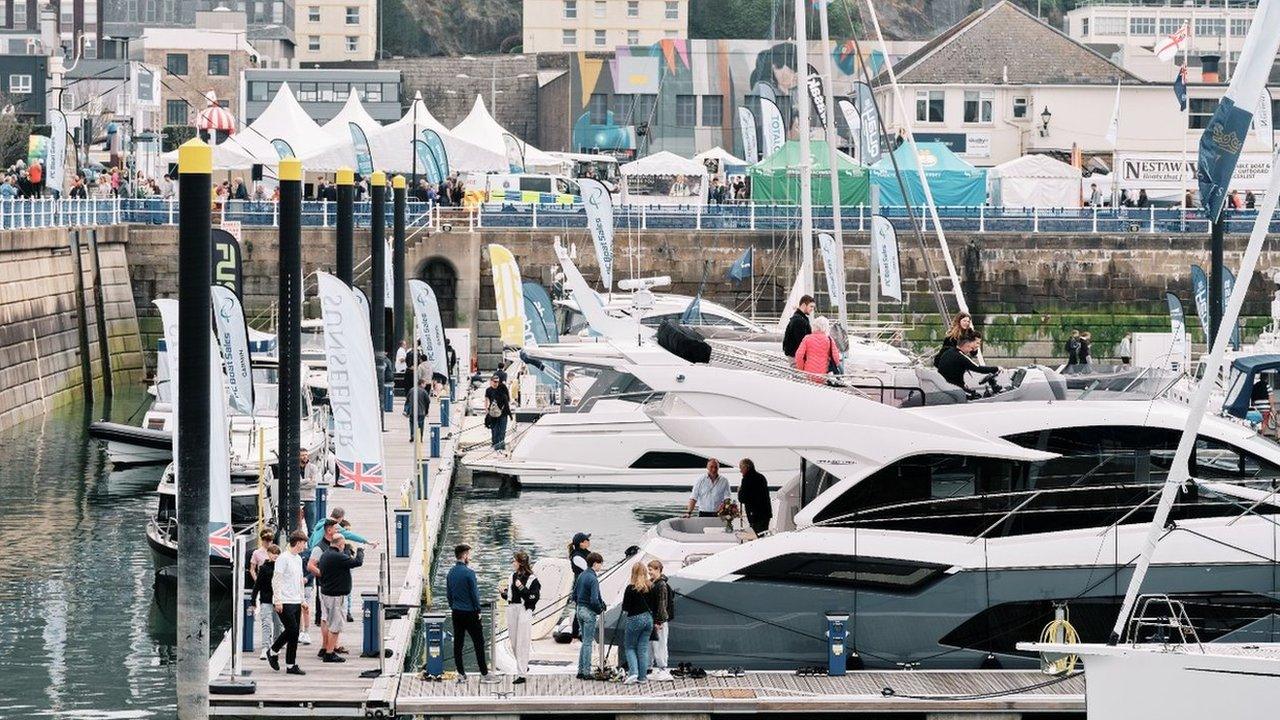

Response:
(793, 316), (842, 383)
(500, 551), (541, 684)
(484, 373), (512, 451)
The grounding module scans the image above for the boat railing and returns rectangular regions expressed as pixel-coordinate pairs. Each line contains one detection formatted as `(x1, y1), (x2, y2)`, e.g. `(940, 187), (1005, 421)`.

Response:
(1125, 595), (1205, 650)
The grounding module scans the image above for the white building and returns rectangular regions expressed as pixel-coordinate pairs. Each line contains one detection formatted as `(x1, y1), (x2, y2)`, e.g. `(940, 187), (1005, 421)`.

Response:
(522, 0), (688, 53)
(1064, 0), (1261, 82)
(875, 0), (1275, 202)
(295, 0), (377, 64)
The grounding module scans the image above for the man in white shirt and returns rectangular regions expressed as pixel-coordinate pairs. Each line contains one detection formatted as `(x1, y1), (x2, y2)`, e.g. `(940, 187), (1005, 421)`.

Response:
(267, 531), (309, 675)
(685, 459), (730, 518)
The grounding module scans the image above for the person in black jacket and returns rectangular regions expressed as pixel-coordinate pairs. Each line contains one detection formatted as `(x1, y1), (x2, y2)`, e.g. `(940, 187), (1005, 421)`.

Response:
(736, 458), (772, 534)
(782, 295), (816, 359)
(647, 559), (675, 681)
(568, 532), (591, 639)
(250, 544), (283, 657)
(316, 533), (364, 663)
(484, 374), (512, 451)
(934, 334), (999, 396)
(501, 551), (542, 684)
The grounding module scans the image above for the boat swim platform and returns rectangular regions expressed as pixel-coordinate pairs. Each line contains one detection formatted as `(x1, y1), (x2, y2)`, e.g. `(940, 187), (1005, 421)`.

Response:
(395, 669), (1085, 717)
(207, 401), (466, 718)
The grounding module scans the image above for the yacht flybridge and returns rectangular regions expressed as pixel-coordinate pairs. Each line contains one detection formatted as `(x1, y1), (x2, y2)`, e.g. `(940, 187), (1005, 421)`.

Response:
(583, 336), (1280, 670)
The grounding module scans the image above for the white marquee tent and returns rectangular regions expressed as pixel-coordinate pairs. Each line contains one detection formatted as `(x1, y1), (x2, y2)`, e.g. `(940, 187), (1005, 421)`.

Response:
(620, 150), (709, 205)
(693, 146), (748, 177)
(988, 154), (1082, 208)
(167, 83), (330, 170)
(321, 91), (383, 143)
(450, 95), (561, 173)
(302, 93), (505, 175)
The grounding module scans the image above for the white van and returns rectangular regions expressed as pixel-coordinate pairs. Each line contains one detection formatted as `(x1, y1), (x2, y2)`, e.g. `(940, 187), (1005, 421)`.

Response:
(464, 173), (579, 205)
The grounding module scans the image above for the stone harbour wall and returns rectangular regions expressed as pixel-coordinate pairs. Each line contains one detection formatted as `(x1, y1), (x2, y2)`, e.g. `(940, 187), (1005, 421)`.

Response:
(0, 226), (144, 430)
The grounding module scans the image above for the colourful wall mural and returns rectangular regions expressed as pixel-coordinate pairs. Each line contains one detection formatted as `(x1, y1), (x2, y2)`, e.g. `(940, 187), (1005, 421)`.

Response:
(562, 39), (905, 160)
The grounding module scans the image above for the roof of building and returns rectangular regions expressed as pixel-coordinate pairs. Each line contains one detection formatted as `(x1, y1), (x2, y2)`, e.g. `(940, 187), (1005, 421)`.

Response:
(883, 1), (1142, 86)
(66, 59), (130, 80)
(141, 27), (258, 54)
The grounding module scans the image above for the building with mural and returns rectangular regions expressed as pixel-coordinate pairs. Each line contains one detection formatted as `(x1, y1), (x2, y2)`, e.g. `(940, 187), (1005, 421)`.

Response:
(535, 38), (922, 160)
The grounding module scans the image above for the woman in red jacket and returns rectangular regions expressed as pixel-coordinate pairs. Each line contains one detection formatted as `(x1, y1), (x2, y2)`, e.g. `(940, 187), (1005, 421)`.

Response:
(794, 316), (841, 382)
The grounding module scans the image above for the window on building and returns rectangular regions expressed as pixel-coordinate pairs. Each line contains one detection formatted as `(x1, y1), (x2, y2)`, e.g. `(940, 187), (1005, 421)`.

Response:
(308, 35), (320, 51)
(635, 93), (657, 122)
(1159, 17), (1186, 35)
(594, 29), (606, 46)
(1129, 17), (1155, 35)
(1189, 98), (1217, 129)
(307, 5), (319, 21)
(701, 94), (722, 126)
(1230, 18), (1250, 36)
(611, 93), (633, 121)
(665, 1), (678, 19)
(249, 81), (268, 101)
(915, 90), (944, 123)
(1012, 97), (1028, 119)
(207, 54), (229, 76)
(346, 6), (360, 23)
(627, 0), (638, 17)
(675, 94), (697, 126)
(563, 29), (576, 46)
(564, 0), (577, 19)
(345, 36), (358, 52)
(594, 0), (605, 18)
(665, 29), (678, 37)
(166, 99), (187, 125)
(627, 29), (639, 45)
(166, 52), (188, 75)
(1094, 16), (1125, 35)
(963, 90), (993, 124)
(7, 74), (31, 94)
(1080, 18), (1088, 36)
(588, 93), (609, 124)
(1195, 18), (1225, 37)
(364, 83), (383, 101)
(296, 82), (317, 102)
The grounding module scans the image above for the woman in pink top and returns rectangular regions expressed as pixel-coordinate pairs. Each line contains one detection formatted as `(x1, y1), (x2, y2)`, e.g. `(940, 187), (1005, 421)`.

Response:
(793, 316), (841, 382)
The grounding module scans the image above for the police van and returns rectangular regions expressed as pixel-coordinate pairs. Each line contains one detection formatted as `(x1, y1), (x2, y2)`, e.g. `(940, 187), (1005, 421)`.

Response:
(464, 173), (579, 205)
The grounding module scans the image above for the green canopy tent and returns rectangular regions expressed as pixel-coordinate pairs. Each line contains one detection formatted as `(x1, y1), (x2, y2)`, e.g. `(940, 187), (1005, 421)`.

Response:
(748, 140), (870, 206)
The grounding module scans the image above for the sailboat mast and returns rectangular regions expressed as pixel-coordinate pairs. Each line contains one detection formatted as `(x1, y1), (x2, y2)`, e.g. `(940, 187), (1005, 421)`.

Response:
(794, 0), (814, 296)
(817, 0), (847, 327)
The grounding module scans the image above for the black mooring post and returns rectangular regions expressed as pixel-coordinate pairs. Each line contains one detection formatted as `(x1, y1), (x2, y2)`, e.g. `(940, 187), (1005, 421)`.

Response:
(175, 137), (212, 720)
(336, 167), (354, 286)
(1209, 218), (1225, 346)
(392, 175), (407, 358)
(370, 171), (387, 422)
(278, 157), (303, 535)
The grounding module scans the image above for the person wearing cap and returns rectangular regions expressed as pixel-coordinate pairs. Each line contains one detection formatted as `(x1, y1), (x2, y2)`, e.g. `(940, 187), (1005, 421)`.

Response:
(483, 373), (512, 452)
(568, 532), (592, 639)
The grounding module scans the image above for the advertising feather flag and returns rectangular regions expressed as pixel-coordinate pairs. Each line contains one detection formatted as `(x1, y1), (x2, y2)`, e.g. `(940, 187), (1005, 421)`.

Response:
(317, 272), (385, 494)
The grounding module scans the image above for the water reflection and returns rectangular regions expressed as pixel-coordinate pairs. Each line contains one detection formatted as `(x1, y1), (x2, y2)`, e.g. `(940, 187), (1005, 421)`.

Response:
(0, 392), (228, 719)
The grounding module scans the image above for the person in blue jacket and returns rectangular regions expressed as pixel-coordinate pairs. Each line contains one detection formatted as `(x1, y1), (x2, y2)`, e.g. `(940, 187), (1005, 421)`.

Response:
(573, 552), (606, 679)
(446, 544), (490, 681)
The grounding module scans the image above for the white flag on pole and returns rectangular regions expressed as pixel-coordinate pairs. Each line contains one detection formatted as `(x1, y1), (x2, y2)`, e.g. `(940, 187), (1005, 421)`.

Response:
(579, 178), (615, 291)
(408, 279), (449, 379)
(817, 233), (845, 317)
(1104, 80), (1122, 146)
(870, 215), (902, 301)
(211, 284), (255, 416)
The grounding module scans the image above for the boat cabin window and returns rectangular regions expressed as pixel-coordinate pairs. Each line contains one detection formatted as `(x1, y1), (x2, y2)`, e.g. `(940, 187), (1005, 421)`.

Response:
(737, 553), (947, 593)
(629, 451), (716, 469)
(809, 426), (1280, 535)
(558, 307), (590, 336)
(801, 459), (842, 508)
(641, 312), (752, 331)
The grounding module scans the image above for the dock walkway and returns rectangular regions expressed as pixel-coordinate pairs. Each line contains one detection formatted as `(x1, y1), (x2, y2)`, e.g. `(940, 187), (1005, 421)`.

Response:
(396, 669), (1084, 716)
(208, 401), (465, 718)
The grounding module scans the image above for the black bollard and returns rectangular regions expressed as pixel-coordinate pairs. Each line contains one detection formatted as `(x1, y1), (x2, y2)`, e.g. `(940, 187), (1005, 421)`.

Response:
(336, 167), (354, 286)
(278, 157), (303, 534)
(392, 175), (406, 360)
(370, 170), (387, 418)
(175, 138), (212, 719)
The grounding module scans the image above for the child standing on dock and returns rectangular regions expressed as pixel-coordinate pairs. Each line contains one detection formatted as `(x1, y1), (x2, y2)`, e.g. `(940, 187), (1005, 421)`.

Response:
(621, 563), (655, 684)
(573, 552), (606, 680)
(446, 544), (491, 682)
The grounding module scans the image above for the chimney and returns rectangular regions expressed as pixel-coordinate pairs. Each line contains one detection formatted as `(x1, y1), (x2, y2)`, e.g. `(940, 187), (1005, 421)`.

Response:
(1201, 54), (1221, 83)
(39, 4), (58, 56)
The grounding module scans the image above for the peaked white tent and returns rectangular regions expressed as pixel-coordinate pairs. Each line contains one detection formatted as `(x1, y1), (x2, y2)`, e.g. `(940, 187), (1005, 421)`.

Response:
(321, 91), (382, 142)
(303, 93), (505, 175)
(450, 95), (561, 173)
(620, 150), (709, 205)
(988, 154), (1082, 208)
(693, 146), (748, 177)
(244, 83), (331, 161)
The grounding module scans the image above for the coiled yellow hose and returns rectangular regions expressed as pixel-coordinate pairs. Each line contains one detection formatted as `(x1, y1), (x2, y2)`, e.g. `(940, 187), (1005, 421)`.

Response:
(1038, 607), (1080, 675)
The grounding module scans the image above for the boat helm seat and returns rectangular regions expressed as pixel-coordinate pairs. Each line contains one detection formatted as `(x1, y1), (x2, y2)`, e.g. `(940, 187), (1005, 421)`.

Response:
(655, 516), (739, 542)
(898, 368), (967, 407)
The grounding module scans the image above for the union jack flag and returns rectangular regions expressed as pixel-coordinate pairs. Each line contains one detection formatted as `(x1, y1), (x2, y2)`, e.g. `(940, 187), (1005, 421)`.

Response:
(337, 459), (385, 495)
(208, 522), (233, 559)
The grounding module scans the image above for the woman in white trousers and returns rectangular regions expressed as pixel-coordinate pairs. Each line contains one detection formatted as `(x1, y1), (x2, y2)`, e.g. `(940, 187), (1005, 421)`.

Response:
(502, 551), (541, 684)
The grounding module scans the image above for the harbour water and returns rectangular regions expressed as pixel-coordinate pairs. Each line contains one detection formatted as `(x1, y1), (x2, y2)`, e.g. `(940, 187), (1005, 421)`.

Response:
(0, 392), (235, 720)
